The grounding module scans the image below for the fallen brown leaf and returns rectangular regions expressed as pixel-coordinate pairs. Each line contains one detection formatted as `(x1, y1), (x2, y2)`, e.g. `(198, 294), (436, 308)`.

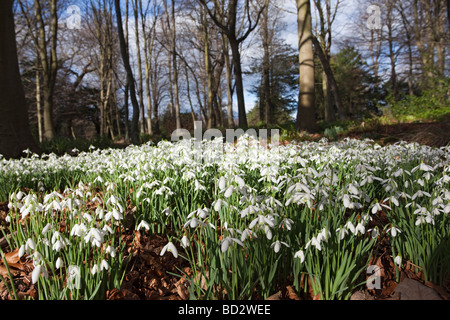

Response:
(286, 285), (300, 300)
(0, 265), (19, 278)
(4, 249), (20, 265)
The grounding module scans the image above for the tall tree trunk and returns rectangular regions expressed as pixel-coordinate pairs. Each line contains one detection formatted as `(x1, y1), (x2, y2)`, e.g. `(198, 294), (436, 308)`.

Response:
(262, 0), (271, 125)
(164, 0), (181, 129)
(222, 22), (234, 128)
(141, 0), (157, 136)
(34, 0), (58, 141)
(296, 0), (318, 132)
(203, 6), (215, 129)
(0, 0), (39, 158)
(229, 36), (248, 128)
(133, 0), (146, 134)
(124, 81), (130, 142)
(311, 36), (344, 121)
(115, 0), (140, 145)
(36, 69), (43, 143)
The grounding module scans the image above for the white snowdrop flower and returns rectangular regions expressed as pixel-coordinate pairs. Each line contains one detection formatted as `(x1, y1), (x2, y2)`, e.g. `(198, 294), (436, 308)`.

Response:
(384, 196), (399, 207)
(52, 240), (65, 252)
(239, 205), (260, 218)
(264, 225), (273, 240)
(18, 245), (25, 258)
(411, 190), (431, 200)
(95, 207), (105, 220)
(32, 251), (43, 267)
(70, 223), (87, 237)
(444, 204), (450, 214)
(234, 175), (246, 187)
(20, 206), (32, 219)
(224, 186), (235, 198)
(83, 213), (93, 223)
(271, 240), (289, 253)
(91, 196), (102, 204)
(240, 228), (256, 242)
(91, 264), (99, 275)
(16, 191), (25, 201)
(26, 238), (36, 251)
(355, 223), (365, 235)
(42, 223), (53, 235)
(112, 208), (123, 220)
(107, 194), (117, 206)
(221, 236), (244, 253)
(184, 217), (206, 229)
(84, 228), (105, 246)
(345, 221), (356, 234)
(208, 223), (216, 230)
(103, 224), (114, 234)
(5, 215), (10, 223)
(343, 194), (351, 208)
(294, 250), (305, 263)
(336, 227), (348, 240)
(279, 218), (294, 231)
(32, 265), (42, 284)
(317, 228), (331, 242)
(419, 163), (433, 172)
(160, 241), (178, 258)
(370, 227), (379, 238)
(305, 236), (322, 251)
(162, 207), (172, 216)
(106, 246), (116, 258)
(197, 208), (210, 219)
(387, 226), (401, 237)
(100, 259), (109, 271)
(55, 257), (63, 269)
(213, 199), (224, 212)
(371, 203), (382, 214)
(104, 211), (113, 221)
(415, 215), (434, 226)
(51, 231), (61, 244)
(394, 255), (402, 268)
(348, 184), (359, 195)
(180, 236), (189, 249)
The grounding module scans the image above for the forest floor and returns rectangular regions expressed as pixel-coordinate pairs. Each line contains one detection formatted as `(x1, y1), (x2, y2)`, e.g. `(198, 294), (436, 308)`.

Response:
(343, 117), (450, 148)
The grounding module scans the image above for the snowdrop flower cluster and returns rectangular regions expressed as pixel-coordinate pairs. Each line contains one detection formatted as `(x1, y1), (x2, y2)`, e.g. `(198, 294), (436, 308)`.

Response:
(1, 135), (449, 299)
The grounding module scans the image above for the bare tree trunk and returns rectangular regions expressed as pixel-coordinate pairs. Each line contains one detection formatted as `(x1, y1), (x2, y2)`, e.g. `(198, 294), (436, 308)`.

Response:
(296, 0), (318, 132)
(115, 0), (140, 145)
(184, 65), (198, 130)
(311, 36), (344, 121)
(202, 6), (215, 129)
(34, 0), (58, 141)
(229, 36), (248, 128)
(36, 69), (43, 143)
(133, 0), (146, 134)
(124, 0), (130, 143)
(140, 0), (158, 135)
(398, 1), (415, 96)
(0, 0), (39, 158)
(112, 77), (122, 140)
(262, 0), (271, 125)
(164, 0), (181, 129)
(223, 37), (234, 128)
(124, 81), (130, 142)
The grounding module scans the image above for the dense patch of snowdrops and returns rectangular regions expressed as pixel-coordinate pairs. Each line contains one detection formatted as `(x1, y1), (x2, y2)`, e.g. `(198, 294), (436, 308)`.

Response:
(0, 135), (449, 299)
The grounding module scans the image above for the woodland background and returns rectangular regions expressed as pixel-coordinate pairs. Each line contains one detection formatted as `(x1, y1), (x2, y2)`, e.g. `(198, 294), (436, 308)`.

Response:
(0, 0), (449, 158)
